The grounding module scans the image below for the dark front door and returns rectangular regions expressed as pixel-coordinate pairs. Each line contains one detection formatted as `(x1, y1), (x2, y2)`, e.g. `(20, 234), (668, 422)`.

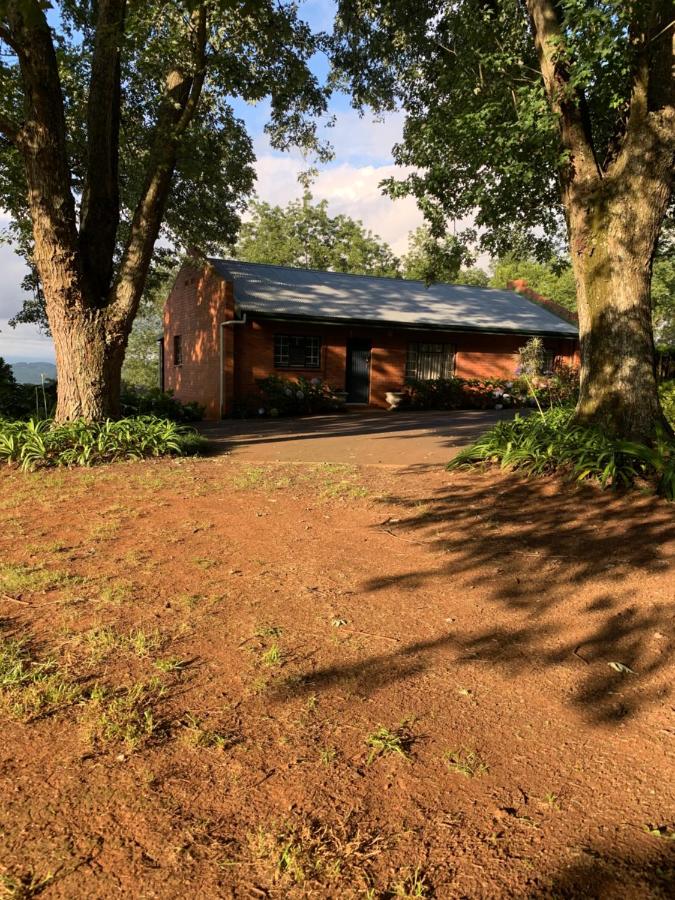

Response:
(346, 340), (371, 403)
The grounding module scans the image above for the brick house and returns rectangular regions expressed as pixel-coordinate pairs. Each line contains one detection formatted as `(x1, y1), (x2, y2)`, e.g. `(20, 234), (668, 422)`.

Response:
(162, 257), (579, 419)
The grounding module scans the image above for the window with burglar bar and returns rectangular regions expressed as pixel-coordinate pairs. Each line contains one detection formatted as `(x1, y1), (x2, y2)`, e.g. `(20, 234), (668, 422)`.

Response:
(543, 350), (556, 372)
(274, 334), (321, 369)
(406, 342), (455, 380)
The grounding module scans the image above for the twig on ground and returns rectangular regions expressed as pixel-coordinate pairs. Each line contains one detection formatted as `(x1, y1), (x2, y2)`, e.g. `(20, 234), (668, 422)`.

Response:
(376, 528), (432, 545)
(1, 593), (31, 605)
(573, 646), (590, 665)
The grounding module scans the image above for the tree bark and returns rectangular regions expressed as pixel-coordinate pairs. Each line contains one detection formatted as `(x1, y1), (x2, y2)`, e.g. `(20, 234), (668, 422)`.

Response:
(49, 306), (125, 421)
(526, 0), (674, 442)
(569, 200), (667, 439)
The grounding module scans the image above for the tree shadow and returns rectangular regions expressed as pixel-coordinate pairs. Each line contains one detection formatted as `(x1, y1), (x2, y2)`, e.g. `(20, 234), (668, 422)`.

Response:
(276, 472), (674, 725)
(532, 840), (675, 899)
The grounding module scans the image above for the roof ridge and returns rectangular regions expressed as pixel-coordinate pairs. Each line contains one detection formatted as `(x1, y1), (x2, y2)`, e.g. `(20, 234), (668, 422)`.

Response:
(210, 256), (510, 294)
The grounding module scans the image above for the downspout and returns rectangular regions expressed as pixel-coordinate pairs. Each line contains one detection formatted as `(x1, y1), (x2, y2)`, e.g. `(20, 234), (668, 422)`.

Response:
(219, 313), (247, 418)
(157, 337), (164, 391)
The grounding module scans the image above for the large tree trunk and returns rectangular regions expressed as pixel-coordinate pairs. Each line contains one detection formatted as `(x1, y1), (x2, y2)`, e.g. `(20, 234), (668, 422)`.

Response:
(569, 199), (668, 441)
(4, 1), (208, 424)
(49, 305), (125, 421)
(526, 0), (673, 443)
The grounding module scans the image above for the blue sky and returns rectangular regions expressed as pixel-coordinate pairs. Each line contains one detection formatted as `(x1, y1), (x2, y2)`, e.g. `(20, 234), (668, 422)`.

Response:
(0, 0), (426, 363)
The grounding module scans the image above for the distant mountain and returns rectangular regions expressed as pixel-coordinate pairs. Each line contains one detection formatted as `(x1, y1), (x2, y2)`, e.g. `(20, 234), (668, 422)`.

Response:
(10, 361), (57, 384)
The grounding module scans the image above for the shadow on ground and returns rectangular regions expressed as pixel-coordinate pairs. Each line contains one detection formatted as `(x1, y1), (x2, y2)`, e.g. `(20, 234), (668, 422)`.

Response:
(199, 409), (519, 462)
(533, 842), (675, 898)
(278, 472), (674, 725)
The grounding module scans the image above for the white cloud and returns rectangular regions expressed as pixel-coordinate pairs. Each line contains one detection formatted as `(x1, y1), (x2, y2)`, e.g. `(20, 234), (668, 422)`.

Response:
(253, 153), (424, 255)
(0, 320), (54, 362)
(249, 108), (422, 255)
(318, 108), (407, 165)
(0, 228), (53, 362)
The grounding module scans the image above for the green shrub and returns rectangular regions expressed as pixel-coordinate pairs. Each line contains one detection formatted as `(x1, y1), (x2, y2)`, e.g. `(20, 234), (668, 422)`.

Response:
(449, 408), (675, 500)
(403, 377), (467, 409)
(121, 385), (204, 422)
(403, 365), (579, 412)
(0, 357), (57, 419)
(0, 416), (205, 471)
(659, 380), (675, 427)
(242, 375), (344, 417)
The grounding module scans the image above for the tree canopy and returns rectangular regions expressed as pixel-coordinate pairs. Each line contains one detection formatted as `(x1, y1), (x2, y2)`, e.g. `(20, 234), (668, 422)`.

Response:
(490, 256), (577, 311)
(234, 191), (401, 277)
(332, 0), (672, 258)
(401, 226), (471, 283)
(332, 0), (674, 439)
(0, 0), (329, 419)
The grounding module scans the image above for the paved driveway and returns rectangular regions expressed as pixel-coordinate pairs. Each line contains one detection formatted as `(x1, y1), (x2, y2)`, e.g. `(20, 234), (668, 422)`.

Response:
(200, 409), (518, 468)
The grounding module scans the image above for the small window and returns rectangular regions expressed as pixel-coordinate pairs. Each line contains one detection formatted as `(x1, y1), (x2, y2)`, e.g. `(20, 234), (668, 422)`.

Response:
(274, 334), (321, 369)
(543, 350), (556, 373)
(406, 342), (455, 380)
(173, 335), (182, 366)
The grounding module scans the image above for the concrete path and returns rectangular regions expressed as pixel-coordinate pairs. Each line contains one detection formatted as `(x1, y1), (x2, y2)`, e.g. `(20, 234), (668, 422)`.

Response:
(199, 409), (518, 468)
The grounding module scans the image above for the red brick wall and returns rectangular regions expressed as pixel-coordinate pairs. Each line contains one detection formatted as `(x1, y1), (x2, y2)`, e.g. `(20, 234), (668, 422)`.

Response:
(163, 266), (579, 417)
(163, 262), (234, 418)
(234, 320), (578, 409)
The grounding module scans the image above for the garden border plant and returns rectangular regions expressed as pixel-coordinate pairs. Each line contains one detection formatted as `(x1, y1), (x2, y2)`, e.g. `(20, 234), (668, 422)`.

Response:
(449, 408), (675, 500)
(0, 416), (206, 471)
(402, 365), (579, 413)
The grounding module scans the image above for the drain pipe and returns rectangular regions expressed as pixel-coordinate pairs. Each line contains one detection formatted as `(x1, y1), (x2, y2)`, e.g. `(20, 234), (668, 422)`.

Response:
(219, 314), (247, 417)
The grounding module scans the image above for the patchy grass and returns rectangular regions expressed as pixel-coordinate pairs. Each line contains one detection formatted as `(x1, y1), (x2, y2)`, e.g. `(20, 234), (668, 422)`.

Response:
(229, 462), (370, 501)
(79, 625), (166, 663)
(255, 624), (283, 639)
(392, 866), (430, 898)
(260, 644), (282, 667)
(0, 564), (71, 596)
(83, 678), (166, 749)
(232, 467), (291, 491)
(319, 746), (337, 765)
(541, 792), (561, 810)
(247, 818), (383, 889)
(179, 714), (237, 751)
(0, 870), (54, 899)
(154, 657), (189, 674)
(445, 748), (488, 778)
(365, 722), (414, 765)
(643, 824), (675, 841)
(97, 580), (136, 607)
(0, 637), (82, 720)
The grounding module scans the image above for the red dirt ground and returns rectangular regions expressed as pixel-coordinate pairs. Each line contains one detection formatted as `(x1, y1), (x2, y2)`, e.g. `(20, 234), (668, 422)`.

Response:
(0, 457), (673, 898)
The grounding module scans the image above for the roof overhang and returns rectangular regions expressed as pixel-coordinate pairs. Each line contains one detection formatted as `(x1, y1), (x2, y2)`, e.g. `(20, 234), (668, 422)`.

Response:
(236, 306), (579, 340)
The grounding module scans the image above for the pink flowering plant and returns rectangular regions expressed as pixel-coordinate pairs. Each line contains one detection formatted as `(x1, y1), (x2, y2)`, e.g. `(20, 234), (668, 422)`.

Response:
(403, 365), (579, 412)
(247, 375), (344, 417)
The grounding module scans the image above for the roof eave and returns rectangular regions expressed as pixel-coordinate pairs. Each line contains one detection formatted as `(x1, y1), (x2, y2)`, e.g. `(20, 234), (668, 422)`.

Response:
(236, 307), (578, 340)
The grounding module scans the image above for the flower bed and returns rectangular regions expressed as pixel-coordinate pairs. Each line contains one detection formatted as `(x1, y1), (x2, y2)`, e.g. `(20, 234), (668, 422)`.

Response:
(402, 365), (579, 411)
(236, 376), (345, 417)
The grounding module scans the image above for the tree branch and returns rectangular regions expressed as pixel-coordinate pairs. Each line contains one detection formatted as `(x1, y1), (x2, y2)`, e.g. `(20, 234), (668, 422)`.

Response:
(4, 0), (82, 310)
(106, 4), (208, 337)
(78, 0), (126, 304)
(610, 2), (674, 183)
(0, 24), (20, 55)
(525, 0), (600, 185)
